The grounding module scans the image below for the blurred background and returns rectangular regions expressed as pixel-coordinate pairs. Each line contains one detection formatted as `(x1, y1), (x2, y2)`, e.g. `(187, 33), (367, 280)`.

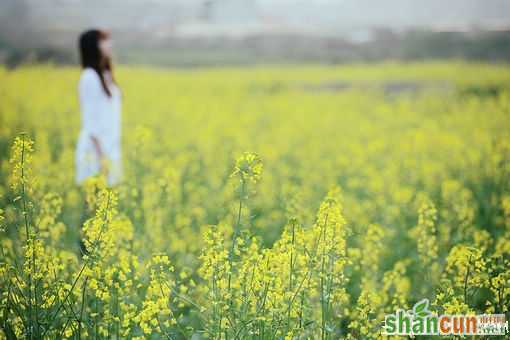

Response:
(1, 0), (510, 67)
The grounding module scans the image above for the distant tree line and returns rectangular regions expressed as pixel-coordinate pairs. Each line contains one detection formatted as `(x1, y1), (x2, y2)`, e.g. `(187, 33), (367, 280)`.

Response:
(1, 29), (509, 68)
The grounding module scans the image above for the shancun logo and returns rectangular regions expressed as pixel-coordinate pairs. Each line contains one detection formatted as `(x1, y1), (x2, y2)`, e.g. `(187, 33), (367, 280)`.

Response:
(383, 299), (508, 336)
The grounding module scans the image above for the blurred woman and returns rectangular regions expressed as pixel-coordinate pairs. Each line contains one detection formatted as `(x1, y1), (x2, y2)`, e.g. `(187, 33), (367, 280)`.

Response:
(76, 29), (122, 186)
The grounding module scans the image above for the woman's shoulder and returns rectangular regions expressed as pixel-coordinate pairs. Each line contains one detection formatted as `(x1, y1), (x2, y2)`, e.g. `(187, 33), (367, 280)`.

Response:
(80, 68), (101, 84)
(79, 68), (102, 94)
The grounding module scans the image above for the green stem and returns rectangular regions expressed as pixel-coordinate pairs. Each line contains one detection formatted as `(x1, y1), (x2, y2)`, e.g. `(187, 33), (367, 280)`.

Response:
(42, 192), (112, 338)
(20, 134), (37, 339)
(285, 220), (296, 335)
(226, 178), (245, 338)
(78, 277), (88, 340)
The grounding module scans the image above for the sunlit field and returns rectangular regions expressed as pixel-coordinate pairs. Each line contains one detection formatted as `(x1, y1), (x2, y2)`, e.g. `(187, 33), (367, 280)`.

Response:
(0, 62), (509, 339)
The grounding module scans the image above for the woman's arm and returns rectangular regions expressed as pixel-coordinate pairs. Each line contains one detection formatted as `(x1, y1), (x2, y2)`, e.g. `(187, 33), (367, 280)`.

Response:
(90, 135), (103, 159)
(79, 69), (106, 166)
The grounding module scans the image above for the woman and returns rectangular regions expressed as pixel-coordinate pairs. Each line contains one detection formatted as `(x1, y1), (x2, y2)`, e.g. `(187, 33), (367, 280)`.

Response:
(76, 29), (122, 187)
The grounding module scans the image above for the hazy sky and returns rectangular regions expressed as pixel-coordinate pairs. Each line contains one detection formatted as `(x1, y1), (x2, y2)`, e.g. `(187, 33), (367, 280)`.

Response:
(3, 0), (510, 36)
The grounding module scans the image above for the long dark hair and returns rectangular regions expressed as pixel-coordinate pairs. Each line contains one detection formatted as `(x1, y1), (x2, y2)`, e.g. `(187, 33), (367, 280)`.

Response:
(78, 29), (117, 97)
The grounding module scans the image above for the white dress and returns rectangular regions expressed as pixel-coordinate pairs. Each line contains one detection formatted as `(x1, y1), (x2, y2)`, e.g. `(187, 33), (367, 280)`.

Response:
(75, 68), (122, 186)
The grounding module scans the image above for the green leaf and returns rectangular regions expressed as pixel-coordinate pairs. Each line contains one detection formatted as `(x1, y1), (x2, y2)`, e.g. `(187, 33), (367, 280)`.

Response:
(417, 311), (429, 318)
(413, 299), (429, 314)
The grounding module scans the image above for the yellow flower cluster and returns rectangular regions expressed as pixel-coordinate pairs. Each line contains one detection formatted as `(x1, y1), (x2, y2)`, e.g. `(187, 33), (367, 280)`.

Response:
(410, 197), (440, 286)
(232, 152), (263, 185)
(8, 134), (35, 193)
(134, 255), (177, 336)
